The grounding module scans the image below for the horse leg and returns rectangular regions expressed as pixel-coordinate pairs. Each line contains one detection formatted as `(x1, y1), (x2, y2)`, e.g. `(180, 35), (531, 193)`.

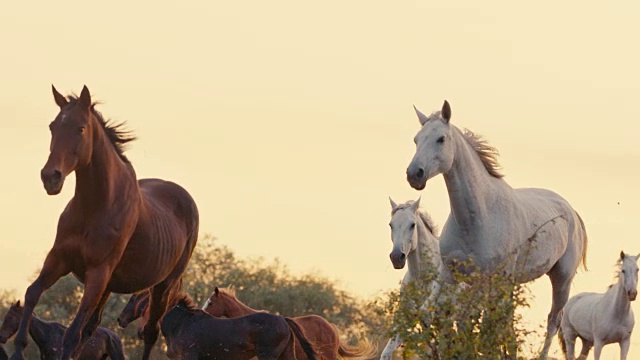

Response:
(11, 250), (70, 360)
(539, 263), (574, 359)
(60, 267), (111, 360)
(81, 291), (111, 343)
(619, 337), (631, 360)
(576, 337), (592, 360)
(380, 334), (402, 360)
(561, 329), (578, 360)
(141, 283), (173, 360)
(592, 339), (604, 360)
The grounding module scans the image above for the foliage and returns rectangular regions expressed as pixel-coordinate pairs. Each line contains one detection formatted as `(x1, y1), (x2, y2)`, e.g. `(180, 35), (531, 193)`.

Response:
(369, 252), (537, 360)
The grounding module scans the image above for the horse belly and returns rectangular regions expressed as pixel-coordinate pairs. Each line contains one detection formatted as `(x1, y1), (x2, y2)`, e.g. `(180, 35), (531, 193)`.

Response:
(107, 229), (188, 293)
(564, 293), (600, 342)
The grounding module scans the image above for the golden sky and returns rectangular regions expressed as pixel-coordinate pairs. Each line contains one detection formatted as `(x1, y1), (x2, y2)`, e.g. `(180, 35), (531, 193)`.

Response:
(2, 1), (640, 358)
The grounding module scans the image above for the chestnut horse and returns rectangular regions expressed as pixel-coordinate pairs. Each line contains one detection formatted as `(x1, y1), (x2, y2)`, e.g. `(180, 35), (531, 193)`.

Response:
(0, 301), (124, 360)
(202, 287), (377, 360)
(11, 85), (199, 360)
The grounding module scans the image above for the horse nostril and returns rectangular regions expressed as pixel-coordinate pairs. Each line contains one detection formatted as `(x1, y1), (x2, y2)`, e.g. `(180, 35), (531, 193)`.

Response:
(52, 170), (62, 182)
(416, 168), (424, 179)
(400, 253), (406, 262)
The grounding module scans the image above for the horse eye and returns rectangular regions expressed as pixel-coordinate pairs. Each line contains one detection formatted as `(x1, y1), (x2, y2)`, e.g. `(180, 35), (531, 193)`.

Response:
(78, 126), (85, 134)
(622, 270), (626, 274)
(410, 223), (415, 230)
(437, 136), (445, 144)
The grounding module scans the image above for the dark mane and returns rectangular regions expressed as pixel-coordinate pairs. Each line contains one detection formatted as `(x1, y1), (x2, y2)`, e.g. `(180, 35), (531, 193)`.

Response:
(67, 95), (136, 163)
(173, 293), (201, 312)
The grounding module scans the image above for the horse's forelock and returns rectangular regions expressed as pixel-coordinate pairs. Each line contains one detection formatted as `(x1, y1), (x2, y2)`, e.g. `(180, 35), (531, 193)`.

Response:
(391, 201), (438, 237)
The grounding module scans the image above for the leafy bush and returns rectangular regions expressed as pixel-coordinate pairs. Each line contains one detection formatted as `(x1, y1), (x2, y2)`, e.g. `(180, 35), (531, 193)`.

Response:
(370, 253), (536, 360)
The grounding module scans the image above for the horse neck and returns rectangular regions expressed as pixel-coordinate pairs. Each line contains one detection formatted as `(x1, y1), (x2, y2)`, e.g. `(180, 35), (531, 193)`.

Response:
(74, 124), (137, 210)
(407, 215), (440, 275)
(606, 276), (632, 319)
(442, 127), (510, 230)
(224, 295), (258, 317)
(162, 306), (194, 337)
(27, 316), (56, 350)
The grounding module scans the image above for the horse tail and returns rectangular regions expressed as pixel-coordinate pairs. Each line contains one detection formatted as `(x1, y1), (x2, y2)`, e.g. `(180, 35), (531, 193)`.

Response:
(284, 317), (316, 360)
(575, 211), (588, 270)
(106, 332), (126, 360)
(557, 320), (567, 358)
(330, 323), (377, 360)
(338, 338), (378, 360)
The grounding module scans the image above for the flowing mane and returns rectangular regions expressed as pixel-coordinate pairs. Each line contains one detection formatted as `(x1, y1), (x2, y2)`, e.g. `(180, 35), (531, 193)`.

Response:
(608, 258), (625, 289)
(424, 110), (503, 178)
(391, 200), (439, 236)
(66, 95), (136, 163)
(460, 128), (503, 178)
(218, 286), (238, 298)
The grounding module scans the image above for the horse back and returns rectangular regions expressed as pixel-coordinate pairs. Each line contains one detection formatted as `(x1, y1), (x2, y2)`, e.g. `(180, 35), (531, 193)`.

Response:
(164, 311), (290, 359)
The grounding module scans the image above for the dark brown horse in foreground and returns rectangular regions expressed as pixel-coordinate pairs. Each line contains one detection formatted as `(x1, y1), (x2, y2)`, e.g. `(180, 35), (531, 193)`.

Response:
(11, 85), (199, 360)
(0, 301), (124, 359)
(159, 293), (317, 359)
(202, 288), (377, 360)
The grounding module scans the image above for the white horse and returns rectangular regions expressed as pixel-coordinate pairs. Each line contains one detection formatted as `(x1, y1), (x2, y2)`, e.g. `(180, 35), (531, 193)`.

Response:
(380, 197), (443, 360)
(559, 251), (638, 360)
(405, 100), (589, 359)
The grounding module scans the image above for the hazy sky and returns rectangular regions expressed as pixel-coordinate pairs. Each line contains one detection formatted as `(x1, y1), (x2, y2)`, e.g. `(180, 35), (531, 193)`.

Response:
(2, 1), (640, 358)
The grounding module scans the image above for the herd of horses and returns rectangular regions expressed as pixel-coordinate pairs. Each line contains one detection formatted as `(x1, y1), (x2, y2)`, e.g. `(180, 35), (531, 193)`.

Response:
(0, 86), (636, 359)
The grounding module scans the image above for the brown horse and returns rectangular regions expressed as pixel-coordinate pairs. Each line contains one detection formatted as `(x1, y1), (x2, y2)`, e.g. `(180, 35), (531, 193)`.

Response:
(11, 85), (199, 360)
(0, 301), (125, 359)
(202, 287), (378, 360)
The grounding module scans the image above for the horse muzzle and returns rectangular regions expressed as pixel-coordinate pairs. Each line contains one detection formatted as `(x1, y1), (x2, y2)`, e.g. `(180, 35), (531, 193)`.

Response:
(117, 317), (128, 328)
(390, 251), (407, 269)
(629, 289), (637, 301)
(40, 168), (64, 195)
(406, 165), (427, 190)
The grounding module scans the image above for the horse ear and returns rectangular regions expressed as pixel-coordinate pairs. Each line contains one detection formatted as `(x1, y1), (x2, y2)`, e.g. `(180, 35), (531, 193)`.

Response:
(389, 197), (398, 211)
(52, 84), (68, 108)
(15, 300), (20, 306)
(441, 100), (451, 123)
(77, 85), (92, 110)
(414, 105), (430, 126)
(214, 287), (220, 296)
(621, 250), (626, 260)
(410, 197), (421, 213)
